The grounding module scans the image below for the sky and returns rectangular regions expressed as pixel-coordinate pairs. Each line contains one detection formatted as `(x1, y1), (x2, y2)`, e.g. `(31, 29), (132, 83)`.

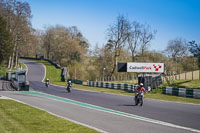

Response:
(24, 0), (200, 52)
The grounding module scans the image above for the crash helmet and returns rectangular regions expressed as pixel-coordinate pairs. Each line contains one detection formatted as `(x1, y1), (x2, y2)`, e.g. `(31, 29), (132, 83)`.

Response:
(140, 83), (143, 86)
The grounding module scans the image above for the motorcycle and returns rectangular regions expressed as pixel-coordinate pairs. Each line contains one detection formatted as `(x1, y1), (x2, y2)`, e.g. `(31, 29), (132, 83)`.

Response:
(135, 92), (143, 106)
(66, 83), (71, 93)
(45, 81), (49, 87)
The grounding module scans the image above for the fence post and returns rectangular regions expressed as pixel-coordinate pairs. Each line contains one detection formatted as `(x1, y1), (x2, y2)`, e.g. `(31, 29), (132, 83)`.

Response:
(199, 70), (200, 80)
(185, 72), (186, 80)
(192, 71), (193, 80)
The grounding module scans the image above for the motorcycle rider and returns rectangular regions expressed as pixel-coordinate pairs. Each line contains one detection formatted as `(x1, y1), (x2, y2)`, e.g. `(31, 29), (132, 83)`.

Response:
(45, 78), (50, 87)
(67, 80), (72, 92)
(135, 83), (146, 100)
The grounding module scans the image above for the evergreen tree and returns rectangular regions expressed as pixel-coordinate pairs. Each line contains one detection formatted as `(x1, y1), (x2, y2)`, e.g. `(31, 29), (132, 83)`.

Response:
(0, 16), (12, 65)
(188, 40), (200, 69)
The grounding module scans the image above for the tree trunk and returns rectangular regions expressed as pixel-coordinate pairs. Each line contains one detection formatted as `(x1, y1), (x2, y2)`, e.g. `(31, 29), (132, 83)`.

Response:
(132, 51), (135, 62)
(14, 46), (19, 68)
(8, 56), (12, 69)
(141, 47), (144, 56)
(110, 55), (118, 77)
(11, 41), (17, 69)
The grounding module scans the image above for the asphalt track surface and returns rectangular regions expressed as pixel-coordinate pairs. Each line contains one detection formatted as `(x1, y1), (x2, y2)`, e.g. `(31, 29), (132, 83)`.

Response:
(1, 60), (200, 133)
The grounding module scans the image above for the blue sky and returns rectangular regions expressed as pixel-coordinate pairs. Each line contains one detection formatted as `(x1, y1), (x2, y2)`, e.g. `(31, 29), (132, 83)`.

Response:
(24, 0), (200, 51)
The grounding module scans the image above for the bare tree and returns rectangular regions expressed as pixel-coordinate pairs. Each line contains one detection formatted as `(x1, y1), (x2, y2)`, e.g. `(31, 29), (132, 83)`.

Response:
(106, 14), (130, 76)
(165, 38), (188, 61)
(140, 24), (156, 55)
(165, 38), (188, 74)
(127, 21), (141, 62)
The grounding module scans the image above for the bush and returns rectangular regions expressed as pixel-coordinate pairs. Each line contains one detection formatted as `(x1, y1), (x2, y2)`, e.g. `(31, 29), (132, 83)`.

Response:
(0, 66), (7, 76)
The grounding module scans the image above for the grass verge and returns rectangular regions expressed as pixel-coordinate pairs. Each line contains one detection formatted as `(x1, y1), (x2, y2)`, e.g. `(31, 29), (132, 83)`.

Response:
(19, 62), (27, 69)
(20, 59), (61, 82)
(145, 87), (200, 104)
(22, 59), (200, 104)
(166, 80), (200, 89)
(0, 99), (99, 133)
(0, 66), (7, 76)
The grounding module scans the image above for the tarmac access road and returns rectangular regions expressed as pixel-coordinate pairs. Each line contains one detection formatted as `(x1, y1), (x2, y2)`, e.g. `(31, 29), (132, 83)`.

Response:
(1, 59), (199, 133)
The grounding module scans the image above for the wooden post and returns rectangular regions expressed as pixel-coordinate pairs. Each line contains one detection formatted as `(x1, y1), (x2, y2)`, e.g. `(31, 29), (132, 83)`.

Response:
(192, 71), (193, 80)
(126, 72), (128, 82)
(199, 70), (200, 80)
(185, 72), (186, 80)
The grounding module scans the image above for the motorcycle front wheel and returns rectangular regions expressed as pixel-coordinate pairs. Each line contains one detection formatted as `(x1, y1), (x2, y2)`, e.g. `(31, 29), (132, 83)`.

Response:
(140, 98), (143, 106)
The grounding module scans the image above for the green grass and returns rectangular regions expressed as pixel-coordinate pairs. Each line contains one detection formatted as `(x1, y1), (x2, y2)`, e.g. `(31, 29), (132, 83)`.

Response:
(0, 66), (7, 76)
(145, 86), (200, 104)
(0, 99), (99, 133)
(22, 58), (200, 104)
(20, 59), (62, 82)
(167, 80), (200, 89)
(0, 62), (27, 76)
(19, 62), (27, 69)
(38, 60), (61, 82)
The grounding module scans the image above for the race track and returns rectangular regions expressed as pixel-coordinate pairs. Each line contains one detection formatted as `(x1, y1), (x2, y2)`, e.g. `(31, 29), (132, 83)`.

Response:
(1, 60), (200, 133)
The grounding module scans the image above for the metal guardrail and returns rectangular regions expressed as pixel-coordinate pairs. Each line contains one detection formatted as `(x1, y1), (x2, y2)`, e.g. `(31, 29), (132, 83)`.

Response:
(68, 79), (83, 85)
(20, 57), (62, 69)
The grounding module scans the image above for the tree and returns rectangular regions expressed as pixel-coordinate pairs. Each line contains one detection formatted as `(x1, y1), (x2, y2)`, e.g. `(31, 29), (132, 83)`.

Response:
(188, 40), (200, 69)
(140, 24), (156, 55)
(19, 29), (41, 57)
(165, 38), (189, 74)
(127, 21), (141, 62)
(106, 14), (130, 76)
(0, 0), (32, 68)
(42, 25), (88, 67)
(127, 21), (156, 62)
(0, 16), (12, 65)
(165, 38), (188, 61)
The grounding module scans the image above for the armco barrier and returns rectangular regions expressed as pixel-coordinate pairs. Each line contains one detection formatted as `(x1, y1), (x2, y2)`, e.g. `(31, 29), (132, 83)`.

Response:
(20, 57), (61, 69)
(87, 81), (137, 92)
(68, 79), (83, 85)
(162, 87), (200, 99)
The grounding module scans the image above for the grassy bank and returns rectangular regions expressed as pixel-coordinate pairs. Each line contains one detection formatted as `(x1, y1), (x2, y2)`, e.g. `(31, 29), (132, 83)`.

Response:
(22, 59), (200, 104)
(19, 62), (27, 69)
(39, 60), (61, 82)
(0, 62), (27, 77)
(0, 99), (99, 133)
(0, 66), (7, 76)
(145, 86), (200, 104)
(20, 59), (61, 82)
(166, 80), (200, 89)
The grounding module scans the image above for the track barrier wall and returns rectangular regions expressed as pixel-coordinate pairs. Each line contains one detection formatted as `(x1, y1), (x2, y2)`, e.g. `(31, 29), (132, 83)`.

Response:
(162, 87), (200, 99)
(87, 81), (137, 92)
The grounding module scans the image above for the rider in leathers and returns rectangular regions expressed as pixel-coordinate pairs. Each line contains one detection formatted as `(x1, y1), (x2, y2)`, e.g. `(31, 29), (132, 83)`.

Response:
(135, 83), (147, 100)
